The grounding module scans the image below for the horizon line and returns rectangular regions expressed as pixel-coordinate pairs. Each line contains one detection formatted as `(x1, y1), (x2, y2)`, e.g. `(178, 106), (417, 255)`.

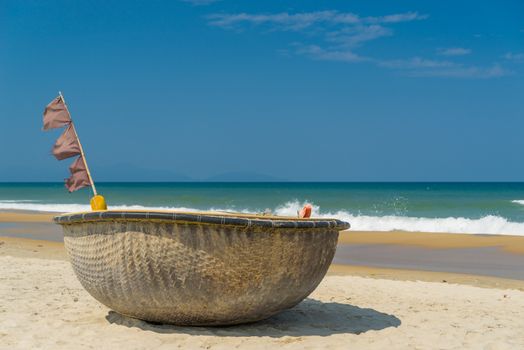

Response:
(1, 181), (524, 184)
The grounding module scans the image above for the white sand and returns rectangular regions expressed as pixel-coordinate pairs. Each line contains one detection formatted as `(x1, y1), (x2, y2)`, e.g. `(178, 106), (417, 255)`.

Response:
(1, 255), (523, 350)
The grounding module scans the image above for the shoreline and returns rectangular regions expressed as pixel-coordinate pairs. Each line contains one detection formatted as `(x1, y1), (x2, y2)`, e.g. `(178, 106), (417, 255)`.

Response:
(2, 210), (524, 289)
(2, 235), (523, 291)
(339, 230), (524, 254)
(0, 210), (55, 223)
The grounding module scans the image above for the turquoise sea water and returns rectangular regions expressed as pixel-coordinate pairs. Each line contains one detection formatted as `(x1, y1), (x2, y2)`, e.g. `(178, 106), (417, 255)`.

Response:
(1, 182), (524, 235)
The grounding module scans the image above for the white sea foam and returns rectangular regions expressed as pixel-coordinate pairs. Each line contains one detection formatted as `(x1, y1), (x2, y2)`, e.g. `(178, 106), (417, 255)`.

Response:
(0, 201), (200, 214)
(2, 199), (524, 236)
(274, 200), (524, 236)
(512, 200), (524, 205)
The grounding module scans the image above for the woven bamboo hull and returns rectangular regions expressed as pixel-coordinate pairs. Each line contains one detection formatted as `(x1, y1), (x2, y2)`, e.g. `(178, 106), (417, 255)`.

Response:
(56, 211), (348, 325)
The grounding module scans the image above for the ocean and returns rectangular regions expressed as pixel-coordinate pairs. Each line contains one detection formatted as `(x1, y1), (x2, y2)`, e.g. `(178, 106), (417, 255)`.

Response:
(1, 182), (524, 235)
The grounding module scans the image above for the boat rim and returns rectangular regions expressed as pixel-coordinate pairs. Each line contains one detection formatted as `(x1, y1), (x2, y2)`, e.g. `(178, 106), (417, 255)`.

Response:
(54, 210), (350, 229)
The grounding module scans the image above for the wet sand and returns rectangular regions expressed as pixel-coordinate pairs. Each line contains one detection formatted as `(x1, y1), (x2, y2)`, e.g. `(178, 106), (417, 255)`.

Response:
(0, 211), (54, 223)
(328, 263), (524, 291)
(2, 236), (523, 291)
(0, 222), (63, 241)
(335, 230), (524, 281)
(339, 230), (524, 254)
(2, 211), (524, 282)
(334, 244), (524, 280)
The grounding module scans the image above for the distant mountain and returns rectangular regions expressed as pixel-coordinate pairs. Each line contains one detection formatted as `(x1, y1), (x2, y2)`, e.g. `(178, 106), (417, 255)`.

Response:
(204, 171), (285, 182)
(94, 163), (194, 182)
(0, 162), (285, 182)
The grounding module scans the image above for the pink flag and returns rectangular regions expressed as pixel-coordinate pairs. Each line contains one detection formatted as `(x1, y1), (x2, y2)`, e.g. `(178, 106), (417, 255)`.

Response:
(43, 96), (71, 130)
(52, 124), (81, 160)
(65, 156), (91, 192)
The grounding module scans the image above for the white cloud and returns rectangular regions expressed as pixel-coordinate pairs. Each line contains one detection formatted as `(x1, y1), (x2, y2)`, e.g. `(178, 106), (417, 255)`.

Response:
(379, 57), (457, 69)
(503, 52), (524, 62)
(207, 11), (428, 30)
(205, 9), (507, 79)
(295, 45), (365, 63)
(207, 11), (337, 30)
(205, 10), (426, 51)
(207, 10), (417, 66)
(367, 12), (429, 24)
(326, 25), (392, 48)
(378, 57), (509, 78)
(437, 47), (471, 56)
(407, 64), (510, 78)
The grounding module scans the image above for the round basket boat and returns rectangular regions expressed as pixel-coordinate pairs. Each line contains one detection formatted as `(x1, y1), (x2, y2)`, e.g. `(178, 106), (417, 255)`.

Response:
(54, 210), (350, 326)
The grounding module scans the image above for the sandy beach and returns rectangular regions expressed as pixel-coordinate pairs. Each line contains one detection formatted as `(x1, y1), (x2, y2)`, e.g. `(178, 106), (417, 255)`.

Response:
(1, 237), (524, 349)
(1, 212), (524, 349)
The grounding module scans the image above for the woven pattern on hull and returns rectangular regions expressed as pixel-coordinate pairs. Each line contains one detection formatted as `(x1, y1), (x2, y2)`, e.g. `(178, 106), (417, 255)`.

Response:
(62, 220), (339, 325)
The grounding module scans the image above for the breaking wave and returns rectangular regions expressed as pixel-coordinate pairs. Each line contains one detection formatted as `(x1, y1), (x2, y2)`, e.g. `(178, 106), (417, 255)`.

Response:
(0, 201), (200, 214)
(275, 201), (524, 236)
(512, 200), (524, 205)
(1, 200), (524, 236)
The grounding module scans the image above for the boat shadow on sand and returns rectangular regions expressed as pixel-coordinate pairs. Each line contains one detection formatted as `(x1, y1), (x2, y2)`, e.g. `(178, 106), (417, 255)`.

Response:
(105, 298), (401, 337)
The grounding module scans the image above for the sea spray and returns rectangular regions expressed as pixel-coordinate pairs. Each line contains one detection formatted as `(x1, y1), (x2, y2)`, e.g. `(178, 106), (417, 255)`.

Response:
(2, 199), (524, 236)
(274, 200), (524, 235)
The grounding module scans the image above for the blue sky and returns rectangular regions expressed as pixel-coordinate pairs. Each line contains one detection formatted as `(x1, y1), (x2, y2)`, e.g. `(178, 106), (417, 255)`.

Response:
(0, 0), (523, 181)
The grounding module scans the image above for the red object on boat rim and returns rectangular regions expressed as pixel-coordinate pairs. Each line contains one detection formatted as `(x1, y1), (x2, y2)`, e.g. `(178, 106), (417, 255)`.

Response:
(299, 204), (312, 218)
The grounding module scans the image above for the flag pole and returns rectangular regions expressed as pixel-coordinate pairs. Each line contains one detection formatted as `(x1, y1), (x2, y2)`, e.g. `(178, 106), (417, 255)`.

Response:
(58, 91), (98, 196)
